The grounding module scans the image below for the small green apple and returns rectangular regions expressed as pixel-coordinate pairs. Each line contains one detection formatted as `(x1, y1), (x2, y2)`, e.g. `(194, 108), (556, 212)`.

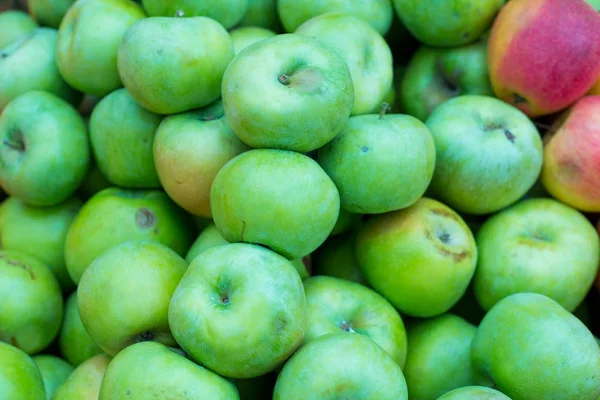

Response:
(229, 26), (276, 55)
(437, 386), (511, 400)
(141, 0), (248, 29)
(53, 353), (111, 400)
(169, 243), (307, 379)
(329, 208), (362, 236)
(312, 232), (367, 285)
(77, 159), (111, 201)
(0, 342), (45, 399)
(27, 0), (75, 27)
(32, 355), (74, 400)
(238, 0), (281, 31)
(0, 10), (37, 48)
(58, 292), (102, 367)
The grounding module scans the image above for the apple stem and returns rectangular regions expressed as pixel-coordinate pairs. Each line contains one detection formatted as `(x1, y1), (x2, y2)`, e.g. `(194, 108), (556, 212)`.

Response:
(278, 74), (290, 85)
(379, 102), (390, 120)
(175, 9), (185, 17)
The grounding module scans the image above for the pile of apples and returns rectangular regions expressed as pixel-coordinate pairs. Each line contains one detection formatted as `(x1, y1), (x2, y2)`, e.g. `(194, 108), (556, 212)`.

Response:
(2, 0), (600, 399)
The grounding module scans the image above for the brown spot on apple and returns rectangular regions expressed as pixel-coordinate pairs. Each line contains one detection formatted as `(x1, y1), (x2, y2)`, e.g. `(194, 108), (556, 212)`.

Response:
(136, 208), (156, 229)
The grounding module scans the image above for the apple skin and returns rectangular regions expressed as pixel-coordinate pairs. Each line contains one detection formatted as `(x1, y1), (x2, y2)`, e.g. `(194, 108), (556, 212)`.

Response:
(0, 91), (89, 207)
(488, 0), (600, 117)
(118, 16), (234, 115)
(0, 28), (80, 111)
(210, 149), (340, 260)
(425, 95), (543, 215)
(0, 196), (81, 291)
(303, 276), (407, 368)
(99, 342), (240, 399)
(296, 13), (394, 116)
(355, 197), (477, 318)
(473, 198), (600, 312)
(32, 355), (74, 400)
(273, 332), (408, 400)
(313, 232), (367, 285)
(153, 99), (249, 218)
(0, 342), (45, 399)
(403, 314), (480, 400)
(400, 38), (493, 121)
(238, 0), (281, 31)
(317, 113), (435, 214)
(141, 0), (247, 30)
(0, 10), (37, 48)
(437, 386), (511, 400)
(471, 292), (600, 400)
(229, 26), (276, 55)
(52, 353), (111, 400)
(58, 292), (102, 367)
(277, 0), (393, 35)
(169, 243), (307, 379)
(27, 0), (75, 28)
(586, 0), (600, 10)
(56, 0), (146, 97)
(221, 34), (354, 152)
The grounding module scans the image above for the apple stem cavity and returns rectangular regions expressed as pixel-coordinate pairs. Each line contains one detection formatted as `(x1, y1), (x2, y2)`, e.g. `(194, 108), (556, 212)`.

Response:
(379, 102), (390, 120)
(137, 331), (155, 342)
(3, 130), (26, 152)
(278, 74), (290, 85)
(175, 9), (185, 17)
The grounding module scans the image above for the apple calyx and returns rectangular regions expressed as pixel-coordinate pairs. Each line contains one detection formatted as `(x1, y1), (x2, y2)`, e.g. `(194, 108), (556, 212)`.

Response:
(3, 129), (26, 152)
(339, 321), (355, 333)
(136, 331), (155, 343)
(278, 74), (291, 85)
(379, 102), (390, 120)
(175, 10), (185, 17)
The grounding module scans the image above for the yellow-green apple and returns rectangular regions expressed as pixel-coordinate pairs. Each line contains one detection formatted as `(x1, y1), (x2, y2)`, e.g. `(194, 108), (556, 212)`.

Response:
(64, 187), (193, 283)
(56, 0), (145, 97)
(312, 232), (367, 285)
(52, 353), (111, 400)
(89, 88), (162, 188)
(273, 333), (408, 400)
(221, 34), (354, 152)
(473, 198), (600, 312)
(153, 99), (249, 218)
(487, 0), (600, 117)
(296, 13), (393, 116)
(317, 112), (435, 214)
(425, 95), (543, 215)
(0, 342), (45, 399)
(471, 292), (600, 399)
(58, 292), (102, 366)
(141, 0), (247, 29)
(168, 243), (307, 379)
(0, 91), (89, 207)
(210, 149), (340, 259)
(117, 16), (234, 115)
(32, 355), (74, 400)
(229, 26), (276, 55)
(99, 342), (240, 399)
(0, 250), (63, 354)
(355, 197), (477, 317)
(437, 386), (511, 400)
(238, 0), (280, 31)
(27, 0), (75, 27)
(0, 10), (37, 48)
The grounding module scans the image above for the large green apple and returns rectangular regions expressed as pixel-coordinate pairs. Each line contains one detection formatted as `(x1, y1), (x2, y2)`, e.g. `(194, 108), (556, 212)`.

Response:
(78, 241), (187, 356)
(273, 333), (408, 400)
(238, 0), (281, 31)
(0, 342), (45, 399)
(56, 0), (146, 96)
(312, 232), (367, 285)
(89, 88), (162, 188)
(58, 292), (102, 366)
(53, 353), (111, 400)
(426, 95), (543, 215)
(437, 386), (511, 400)
(317, 113), (435, 214)
(0, 91), (89, 207)
(64, 187), (194, 283)
(141, 0), (248, 29)
(169, 243), (307, 379)
(153, 99), (249, 218)
(229, 26), (276, 55)
(99, 342), (239, 399)
(221, 34), (354, 152)
(118, 16), (234, 115)
(210, 149), (340, 259)
(471, 292), (600, 399)
(296, 13), (393, 116)
(303, 276), (407, 368)
(32, 355), (74, 400)
(27, 0), (75, 27)
(0, 28), (80, 111)
(0, 10), (37, 48)
(401, 38), (493, 121)
(0, 250), (63, 354)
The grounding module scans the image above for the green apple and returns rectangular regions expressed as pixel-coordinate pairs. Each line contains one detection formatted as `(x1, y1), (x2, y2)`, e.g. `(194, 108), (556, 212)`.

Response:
(53, 353), (111, 400)
(449, 283), (486, 326)
(403, 314), (480, 400)
(169, 243), (307, 379)
(392, 0), (505, 47)
(277, 0), (393, 35)
(437, 386), (511, 400)
(118, 16), (234, 115)
(296, 13), (393, 116)
(238, 0), (281, 31)
(153, 99), (249, 218)
(273, 332), (408, 400)
(400, 38), (493, 121)
(99, 341), (239, 399)
(221, 33), (354, 152)
(0, 251), (63, 354)
(0, 91), (89, 207)
(229, 26), (276, 55)
(330, 208), (362, 236)
(0, 342), (45, 399)
(210, 149), (340, 260)
(78, 241), (187, 356)
(426, 95), (543, 215)
(56, 0), (146, 96)
(317, 113), (435, 214)
(586, 0), (600, 11)
(32, 355), (74, 400)
(58, 292), (102, 366)
(27, 0), (75, 27)
(303, 276), (407, 368)
(475, 198), (600, 312)
(355, 197), (477, 317)
(471, 292), (600, 399)
(90, 88), (162, 188)
(0, 196), (81, 291)
(77, 159), (111, 201)
(77, 93), (102, 117)
(141, 0), (248, 29)
(64, 187), (194, 283)
(0, 10), (37, 48)
(312, 232), (367, 285)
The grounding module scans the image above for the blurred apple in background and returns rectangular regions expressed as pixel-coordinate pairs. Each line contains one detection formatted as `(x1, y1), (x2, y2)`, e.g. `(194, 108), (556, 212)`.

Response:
(238, 0), (281, 31)
(141, 0), (248, 29)
(27, 0), (75, 27)
(32, 355), (74, 400)
(58, 292), (102, 367)
(0, 9), (36, 48)
(53, 353), (111, 400)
